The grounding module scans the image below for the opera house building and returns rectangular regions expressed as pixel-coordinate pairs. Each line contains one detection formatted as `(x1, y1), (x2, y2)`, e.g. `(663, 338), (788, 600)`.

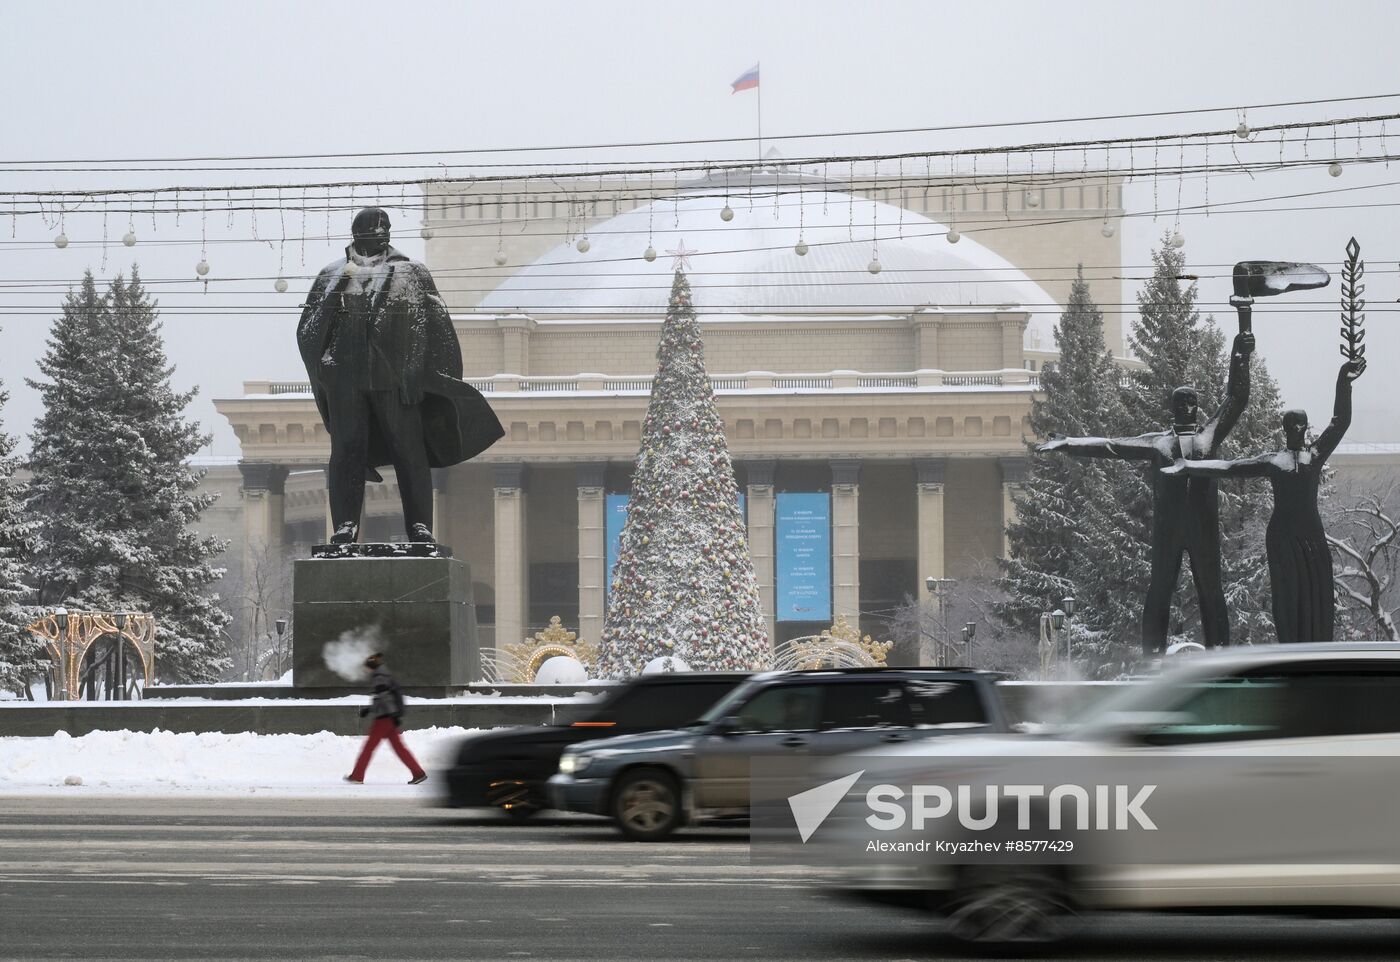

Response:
(214, 171), (1128, 651)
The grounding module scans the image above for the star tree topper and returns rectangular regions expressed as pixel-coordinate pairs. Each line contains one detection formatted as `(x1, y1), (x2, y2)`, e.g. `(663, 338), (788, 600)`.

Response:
(665, 240), (697, 272)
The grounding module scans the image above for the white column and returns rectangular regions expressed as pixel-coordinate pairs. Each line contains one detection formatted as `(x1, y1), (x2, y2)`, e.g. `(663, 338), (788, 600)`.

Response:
(321, 466), (334, 543)
(915, 457), (947, 582)
(744, 459), (777, 646)
(829, 459), (861, 628)
(576, 462), (607, 645)
(492, 463), (529, 652)
(432, 467), (448, 544)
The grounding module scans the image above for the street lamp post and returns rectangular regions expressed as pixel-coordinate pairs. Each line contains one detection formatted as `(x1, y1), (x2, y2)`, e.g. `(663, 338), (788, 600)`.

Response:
(923, 576), (957, 665)
(1060, 595), (1075, 666)
(274, 618), (289, 679)
(961, 621), (977, 668)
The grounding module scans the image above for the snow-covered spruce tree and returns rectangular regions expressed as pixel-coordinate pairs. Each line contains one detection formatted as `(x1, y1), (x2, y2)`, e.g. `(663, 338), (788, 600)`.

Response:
(1111, 237), (1284, 650)
(26, 269), (230, 683)
(0, 357), (40, 697)
(998, 268), (1135, 666)
(596, 270), (769, 676)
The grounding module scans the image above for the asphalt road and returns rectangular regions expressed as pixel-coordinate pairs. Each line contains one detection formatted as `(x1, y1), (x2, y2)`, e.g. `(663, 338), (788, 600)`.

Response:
(1, 795), (1397, 962)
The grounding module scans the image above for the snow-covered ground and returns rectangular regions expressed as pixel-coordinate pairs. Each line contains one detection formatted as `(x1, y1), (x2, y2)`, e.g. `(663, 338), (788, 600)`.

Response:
(0, 726), (479, 798)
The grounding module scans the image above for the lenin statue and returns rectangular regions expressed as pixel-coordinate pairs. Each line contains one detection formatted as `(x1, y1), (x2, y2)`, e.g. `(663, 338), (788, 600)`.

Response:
(297, 208), (504, 545)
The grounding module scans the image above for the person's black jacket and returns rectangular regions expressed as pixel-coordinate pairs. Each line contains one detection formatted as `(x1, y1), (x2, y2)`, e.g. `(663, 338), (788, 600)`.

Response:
(362, 666), (405, 722)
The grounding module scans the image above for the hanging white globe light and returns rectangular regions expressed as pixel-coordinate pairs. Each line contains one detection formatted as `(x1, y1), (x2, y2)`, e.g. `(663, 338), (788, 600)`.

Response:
(274, 277), (289, 294)
(122, 230), (137, 247)
(420, 226), (434, 240)
(1328, 161), (1343, 177)
(1101, 221), (1116, 238)
(195, 259), (210, 276)
(945, 227), (961, 244)
(1169, 231), (1185, 249)
(867, 258), (882, 275)
(1024, 190), (1041, 208)
(54, 233), (69, 249)
(493, 249), (508, 266)
(1236, 122), (1250, 139)
(643, 245), (657, 262)
(575, 236), (591, 253)
(794, 239), (809, 256)
(719, 204), (734, 222)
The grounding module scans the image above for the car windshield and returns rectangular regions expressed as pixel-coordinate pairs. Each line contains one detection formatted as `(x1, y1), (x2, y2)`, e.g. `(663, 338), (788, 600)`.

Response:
(582, 678), (746, 730)
(1064, 661), (1243, 735)
(689, 677), (767, 728)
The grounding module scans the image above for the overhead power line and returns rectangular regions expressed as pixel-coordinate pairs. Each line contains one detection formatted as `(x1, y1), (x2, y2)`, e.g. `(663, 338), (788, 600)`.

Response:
(5, 111), (1397, 202)
(3, 90), (1398, 167)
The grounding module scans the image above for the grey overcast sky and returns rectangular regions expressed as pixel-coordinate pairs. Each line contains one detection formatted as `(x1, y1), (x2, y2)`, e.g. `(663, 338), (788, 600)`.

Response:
(2, 0), (1398, 456)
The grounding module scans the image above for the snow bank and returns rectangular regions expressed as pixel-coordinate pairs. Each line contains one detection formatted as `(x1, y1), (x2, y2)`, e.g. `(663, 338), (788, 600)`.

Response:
(0, 726), (477, 797)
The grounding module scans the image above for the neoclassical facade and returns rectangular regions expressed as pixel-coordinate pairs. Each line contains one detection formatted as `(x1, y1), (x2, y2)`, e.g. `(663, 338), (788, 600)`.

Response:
(216, 170), (1128, 650)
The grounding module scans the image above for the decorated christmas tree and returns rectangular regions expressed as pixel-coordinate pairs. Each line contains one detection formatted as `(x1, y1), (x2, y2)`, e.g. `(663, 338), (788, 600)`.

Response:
(596, 269), (769, 676)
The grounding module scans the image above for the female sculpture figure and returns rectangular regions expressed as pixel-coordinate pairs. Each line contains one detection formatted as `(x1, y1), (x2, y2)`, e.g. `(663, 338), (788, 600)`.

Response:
(1163, 359), (1366, 643)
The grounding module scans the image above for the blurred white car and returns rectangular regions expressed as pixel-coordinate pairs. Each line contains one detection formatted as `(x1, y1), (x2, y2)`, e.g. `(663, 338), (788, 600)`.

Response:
(831, 643), (1400, 947)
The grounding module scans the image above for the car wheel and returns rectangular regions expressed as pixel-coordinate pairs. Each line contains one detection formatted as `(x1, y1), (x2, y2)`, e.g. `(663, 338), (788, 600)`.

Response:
(611, 768), (684, 841)
(942, 864), (1079, 948)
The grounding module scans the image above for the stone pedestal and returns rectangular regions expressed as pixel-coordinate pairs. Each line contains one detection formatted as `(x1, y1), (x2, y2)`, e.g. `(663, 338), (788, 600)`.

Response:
(292, 555), (479, 688)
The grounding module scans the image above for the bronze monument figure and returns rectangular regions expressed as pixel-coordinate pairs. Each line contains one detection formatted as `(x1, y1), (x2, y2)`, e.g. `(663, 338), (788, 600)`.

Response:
(1164, 359), (1365, 643)
(297, 208), (503, 546)
(1036, 259), (1330, 653)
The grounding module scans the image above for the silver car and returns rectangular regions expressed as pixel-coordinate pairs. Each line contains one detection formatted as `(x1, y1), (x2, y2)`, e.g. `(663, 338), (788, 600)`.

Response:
(547, 668), (1009, 840)
(833, 643), (1400, 948)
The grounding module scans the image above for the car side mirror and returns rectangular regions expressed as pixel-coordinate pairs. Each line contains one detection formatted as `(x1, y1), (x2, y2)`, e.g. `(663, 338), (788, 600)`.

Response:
(713, 715), (744, 736)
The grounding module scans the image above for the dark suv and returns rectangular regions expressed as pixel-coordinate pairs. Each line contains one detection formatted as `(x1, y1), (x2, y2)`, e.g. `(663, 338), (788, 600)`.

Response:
(548, 668), (1009, 839)
(441, 672), (748, 817)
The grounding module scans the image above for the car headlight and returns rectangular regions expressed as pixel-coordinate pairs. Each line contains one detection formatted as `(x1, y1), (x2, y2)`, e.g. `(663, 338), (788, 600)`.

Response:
(559, 752), (593, 775)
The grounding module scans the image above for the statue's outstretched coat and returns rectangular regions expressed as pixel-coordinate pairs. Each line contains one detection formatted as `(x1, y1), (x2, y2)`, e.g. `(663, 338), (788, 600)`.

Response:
(297, 244), (504, 472)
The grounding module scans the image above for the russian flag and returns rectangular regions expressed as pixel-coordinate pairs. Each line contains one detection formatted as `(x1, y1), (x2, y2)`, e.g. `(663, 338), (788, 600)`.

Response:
(731, 64), (760, 94)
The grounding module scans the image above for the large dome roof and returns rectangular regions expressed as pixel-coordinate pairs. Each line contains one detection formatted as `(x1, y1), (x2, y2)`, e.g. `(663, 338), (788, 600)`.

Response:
(478, 174), (1058, 349)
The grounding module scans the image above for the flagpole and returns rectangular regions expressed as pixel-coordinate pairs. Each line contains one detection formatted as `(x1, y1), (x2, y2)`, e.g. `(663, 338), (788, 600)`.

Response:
(756, 61), (763, 163)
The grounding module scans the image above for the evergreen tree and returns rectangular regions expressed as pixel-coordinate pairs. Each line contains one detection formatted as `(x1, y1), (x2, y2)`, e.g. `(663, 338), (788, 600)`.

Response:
(596, 271), (769, 676)
(0, 355), (40, 696)
(999, 268), (1133, 657)
(27, 269), (230, 683)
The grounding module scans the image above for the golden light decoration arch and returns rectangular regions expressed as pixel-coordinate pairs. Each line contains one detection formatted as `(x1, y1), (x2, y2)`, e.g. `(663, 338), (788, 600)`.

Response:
(25, 610), (156, 701)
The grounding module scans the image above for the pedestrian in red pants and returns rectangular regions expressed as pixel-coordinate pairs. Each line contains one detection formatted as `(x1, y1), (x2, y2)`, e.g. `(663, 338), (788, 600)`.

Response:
(345, 652), (427, 785)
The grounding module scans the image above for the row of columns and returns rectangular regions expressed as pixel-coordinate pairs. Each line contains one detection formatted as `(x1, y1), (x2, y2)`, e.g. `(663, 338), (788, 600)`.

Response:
(242, 455), (1029, 649)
